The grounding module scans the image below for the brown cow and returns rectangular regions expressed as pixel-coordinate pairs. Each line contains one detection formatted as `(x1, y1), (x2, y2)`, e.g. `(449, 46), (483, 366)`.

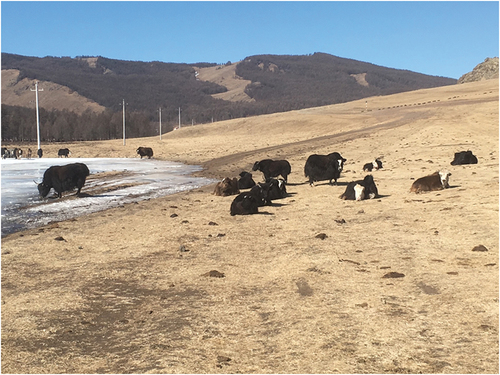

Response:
(410, 171), (451, 193)
(213, 177), (240, 197)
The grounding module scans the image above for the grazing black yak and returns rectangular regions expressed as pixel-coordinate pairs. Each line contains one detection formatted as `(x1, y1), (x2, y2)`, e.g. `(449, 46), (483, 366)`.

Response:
(37, 163), (90, 198)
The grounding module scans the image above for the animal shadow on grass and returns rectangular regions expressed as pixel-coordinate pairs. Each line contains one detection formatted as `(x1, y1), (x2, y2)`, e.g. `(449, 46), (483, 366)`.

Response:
(307, 180), (350, 187)
(55, 192), (117, 199)
(255, 211), (275, 216)
(412, 185), (460, 194)
(334, 181), (350, 187)
(46, 192), (87, 200)
(76, 192), (94, 198)
(268, 202), (287, 208)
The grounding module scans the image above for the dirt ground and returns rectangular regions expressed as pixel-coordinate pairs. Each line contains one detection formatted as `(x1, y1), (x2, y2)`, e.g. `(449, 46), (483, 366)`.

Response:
(2, 79), (499, 374)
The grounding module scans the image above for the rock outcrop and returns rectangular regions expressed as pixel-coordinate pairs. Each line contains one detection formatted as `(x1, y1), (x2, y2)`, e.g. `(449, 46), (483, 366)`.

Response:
(458, 57), (499, 83)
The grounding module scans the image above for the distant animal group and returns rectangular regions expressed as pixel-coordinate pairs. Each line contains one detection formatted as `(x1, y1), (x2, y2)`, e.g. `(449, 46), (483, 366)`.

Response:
(1, 147), (70, 159)
(211, 149), (479, 216)
(2, 145), (157, 160)
(2, 147), (25, 159)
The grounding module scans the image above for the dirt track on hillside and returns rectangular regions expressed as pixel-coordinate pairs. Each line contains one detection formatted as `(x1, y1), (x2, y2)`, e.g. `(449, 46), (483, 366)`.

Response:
(1, 80), (498, 374)
(199, 111), (425, 179)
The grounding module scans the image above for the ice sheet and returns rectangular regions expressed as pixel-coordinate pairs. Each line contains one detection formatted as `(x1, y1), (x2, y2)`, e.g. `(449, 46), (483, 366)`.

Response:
(1, 158), (216, 236)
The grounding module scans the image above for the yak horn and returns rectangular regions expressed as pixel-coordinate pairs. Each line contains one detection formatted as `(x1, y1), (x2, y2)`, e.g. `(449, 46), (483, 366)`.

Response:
(33, 180), (39, 185)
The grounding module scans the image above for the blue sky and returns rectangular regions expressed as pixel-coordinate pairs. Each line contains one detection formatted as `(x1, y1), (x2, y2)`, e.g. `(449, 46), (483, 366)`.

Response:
(1, 1), (498, 79)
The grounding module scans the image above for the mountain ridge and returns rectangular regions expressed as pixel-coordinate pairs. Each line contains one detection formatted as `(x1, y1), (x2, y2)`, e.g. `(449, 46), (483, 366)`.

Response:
(0, 51), (471, 142)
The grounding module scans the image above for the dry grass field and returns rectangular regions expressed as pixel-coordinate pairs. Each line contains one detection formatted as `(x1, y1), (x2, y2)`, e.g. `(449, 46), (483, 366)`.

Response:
(1, 79), (498, 374)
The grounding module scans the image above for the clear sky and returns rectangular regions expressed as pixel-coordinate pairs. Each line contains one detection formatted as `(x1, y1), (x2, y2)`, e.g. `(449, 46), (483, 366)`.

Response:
(1, 1), (498, 79)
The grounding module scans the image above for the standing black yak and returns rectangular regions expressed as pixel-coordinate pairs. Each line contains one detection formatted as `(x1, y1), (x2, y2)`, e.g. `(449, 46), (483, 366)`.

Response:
(137, 147), (154, 159)
(304, 152), (346, 186)
(252, 159), (291, 183)
(58, 148), (71, 157)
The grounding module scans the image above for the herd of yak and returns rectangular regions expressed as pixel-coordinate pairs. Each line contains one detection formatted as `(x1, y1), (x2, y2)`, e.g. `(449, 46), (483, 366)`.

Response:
(2, 147), (71, 159)
(216, 149), (478, 216)
(8, 143), (477, 215)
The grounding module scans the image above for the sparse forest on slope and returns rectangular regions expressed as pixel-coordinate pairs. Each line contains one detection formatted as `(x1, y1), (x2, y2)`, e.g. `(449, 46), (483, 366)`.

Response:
(1, 54), (227, 112)
(1, 52), (457, 142)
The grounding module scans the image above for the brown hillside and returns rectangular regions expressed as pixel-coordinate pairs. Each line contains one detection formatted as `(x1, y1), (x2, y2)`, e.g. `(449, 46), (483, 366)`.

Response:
(2, 79), (498, 374)
(195, 63), (255, 102)
(1, 69), (106, 114)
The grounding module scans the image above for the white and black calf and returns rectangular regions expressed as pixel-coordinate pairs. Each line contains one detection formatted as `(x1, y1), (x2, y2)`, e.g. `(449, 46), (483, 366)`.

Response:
(363, 159), (383, 172)
(340, 175), (378, 201)
(13, 148), (22, 159)
(410, 171), (451, 193)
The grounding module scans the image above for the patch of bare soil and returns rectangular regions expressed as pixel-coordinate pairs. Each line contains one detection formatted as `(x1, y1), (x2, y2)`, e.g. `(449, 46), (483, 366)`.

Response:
(1, 69), (106, 115)
(1, 79), (498, 374)
(196, 63), (255, 102)
(350, 72), (369, 87)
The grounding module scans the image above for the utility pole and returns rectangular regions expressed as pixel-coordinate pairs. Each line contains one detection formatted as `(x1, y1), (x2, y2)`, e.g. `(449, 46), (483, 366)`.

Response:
(30, 81), (43, 154)
(158, 107), (162, 140)
(178, 107), (181, 129)
(121, 99), (127, 145)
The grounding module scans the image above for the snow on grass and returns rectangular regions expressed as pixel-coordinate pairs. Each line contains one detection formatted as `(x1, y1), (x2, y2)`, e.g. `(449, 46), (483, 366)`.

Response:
(1, 158), (216, 236)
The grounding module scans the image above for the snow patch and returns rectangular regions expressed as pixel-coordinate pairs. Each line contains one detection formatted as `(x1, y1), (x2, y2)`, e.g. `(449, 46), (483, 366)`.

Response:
(1, 158), (216, 236)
